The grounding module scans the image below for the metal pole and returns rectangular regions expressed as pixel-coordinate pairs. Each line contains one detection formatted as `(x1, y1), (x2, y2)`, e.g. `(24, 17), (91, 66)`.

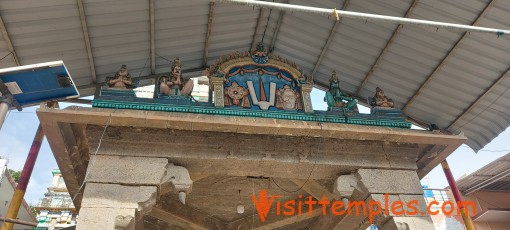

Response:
(0, 98), (10, 131)
(441, 160), (476, 230)
(1, 101), (56, 230)
(215, 0), (510, 36)
(1, 125), (44, 230)
(0, 217), (37, 227)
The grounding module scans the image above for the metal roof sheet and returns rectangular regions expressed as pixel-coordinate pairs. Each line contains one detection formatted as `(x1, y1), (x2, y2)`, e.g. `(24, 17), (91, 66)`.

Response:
(457, 152), (510, 193)
(0, 0), (508, 150)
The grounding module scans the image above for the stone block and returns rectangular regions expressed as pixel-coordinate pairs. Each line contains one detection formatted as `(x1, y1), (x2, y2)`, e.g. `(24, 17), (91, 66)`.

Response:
(334, 174), (360, 197)
(380, 216), (435, 230)
(87, 155), (168, 185)
(356, 169), (423, 195)
(81, 183), (157, 210)
(76, 207), (135, 230)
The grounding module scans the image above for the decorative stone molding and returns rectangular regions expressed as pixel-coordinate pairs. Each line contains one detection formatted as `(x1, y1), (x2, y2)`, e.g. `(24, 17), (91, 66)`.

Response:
(300, 84), (313, 113)
(210, 77), (225, 108)
(161, 163), (193, 194)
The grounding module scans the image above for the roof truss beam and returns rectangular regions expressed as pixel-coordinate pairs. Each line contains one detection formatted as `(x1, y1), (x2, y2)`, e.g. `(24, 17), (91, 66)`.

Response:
(268, 0), (288, 53)
(203, 1), (215, 66)
(250, 8), (266, 51)
(311, 0), (350, 77)
(402, 0), (496, 112)
(77, 0), (97, 83)
(0, 14), (20, 66)
(149, 0), (155, 74)
(356, 0), (419, 95)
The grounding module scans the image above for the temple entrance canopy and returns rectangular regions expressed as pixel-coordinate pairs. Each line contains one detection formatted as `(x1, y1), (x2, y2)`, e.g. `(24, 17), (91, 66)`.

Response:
(37, 49), (466, 229)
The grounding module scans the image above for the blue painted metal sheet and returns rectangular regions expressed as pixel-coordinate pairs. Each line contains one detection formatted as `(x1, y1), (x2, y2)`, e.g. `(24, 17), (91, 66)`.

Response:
(0, 61), (79, 107)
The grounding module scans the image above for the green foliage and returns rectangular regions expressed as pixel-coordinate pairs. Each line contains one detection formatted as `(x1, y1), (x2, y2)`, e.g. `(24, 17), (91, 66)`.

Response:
(8, 169), (21, 183)
(30, 205), (38, 216)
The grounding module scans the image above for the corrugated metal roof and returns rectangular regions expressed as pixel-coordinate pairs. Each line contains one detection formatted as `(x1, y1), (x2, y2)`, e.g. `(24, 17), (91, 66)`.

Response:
(0, 0), (508, 150)
(457, 152), (510, 193)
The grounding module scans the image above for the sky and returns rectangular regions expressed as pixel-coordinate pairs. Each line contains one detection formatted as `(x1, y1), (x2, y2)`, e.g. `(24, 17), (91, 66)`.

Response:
(0, 88), (508, 205)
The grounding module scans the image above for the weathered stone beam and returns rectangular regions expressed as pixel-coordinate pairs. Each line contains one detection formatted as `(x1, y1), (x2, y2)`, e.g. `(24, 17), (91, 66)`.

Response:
(148, 207), (212, 230)
(290, 179), (336, 200)
(227, 208), (322, 230)
(158, 200), (225, 230)
(313, 169), (433, 230)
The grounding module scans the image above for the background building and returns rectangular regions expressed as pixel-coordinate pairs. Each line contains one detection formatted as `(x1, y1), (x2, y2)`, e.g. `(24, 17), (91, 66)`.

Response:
(32, 169), (77, 230)
(455, 153), (510, 230)
(0, 158), (36, 229)
(422, 185), (465, 230)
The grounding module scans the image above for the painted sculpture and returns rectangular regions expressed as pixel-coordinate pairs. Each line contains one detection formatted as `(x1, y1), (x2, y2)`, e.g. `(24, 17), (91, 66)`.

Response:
(370, 87), (394, 108)
(107, 65), (133, 89)
(225, 81), (250, 107)
(159, 58), (194, 96)
(207, 43), (312, 112)
(92, 48), (411, 129)
(324, 70), (357, 110)
(276, 85), (302, 110)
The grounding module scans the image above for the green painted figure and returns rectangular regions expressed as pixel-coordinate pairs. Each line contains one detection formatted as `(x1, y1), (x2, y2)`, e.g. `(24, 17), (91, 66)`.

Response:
(324, 70), (357, 110)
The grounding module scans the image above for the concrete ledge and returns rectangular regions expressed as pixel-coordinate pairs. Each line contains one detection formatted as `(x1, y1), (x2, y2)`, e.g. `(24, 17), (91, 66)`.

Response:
(87, 155), (168, 185)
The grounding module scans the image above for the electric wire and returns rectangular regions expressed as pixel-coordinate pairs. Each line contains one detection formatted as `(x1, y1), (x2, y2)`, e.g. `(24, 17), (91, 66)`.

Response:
(270, 122), (322, 193)
(0, 51), (13, 63)
(453, 87), (510, 132)
(137, 54), (151, 78)
(461, 145), (510, 153)
(71, 112), (112, 202)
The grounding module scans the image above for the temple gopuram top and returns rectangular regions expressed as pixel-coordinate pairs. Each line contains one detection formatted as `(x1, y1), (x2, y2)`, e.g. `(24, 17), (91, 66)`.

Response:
(92, 44), (411, 129)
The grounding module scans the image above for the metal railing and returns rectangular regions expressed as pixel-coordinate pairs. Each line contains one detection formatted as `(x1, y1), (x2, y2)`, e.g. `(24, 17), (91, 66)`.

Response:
(422, 188), (452, 203)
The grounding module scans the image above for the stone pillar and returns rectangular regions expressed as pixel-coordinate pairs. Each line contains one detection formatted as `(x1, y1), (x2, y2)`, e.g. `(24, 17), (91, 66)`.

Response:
(76, 156), (193, 230)
(77, 183), (157, 230)
(326, 169), (435, 230)
(210, 77), (224, 108)
(300, 84), (313, 113)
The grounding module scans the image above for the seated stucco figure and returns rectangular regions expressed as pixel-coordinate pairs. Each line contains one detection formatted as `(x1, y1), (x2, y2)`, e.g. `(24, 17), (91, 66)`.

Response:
(324, 70), (357, 110)
(370, 87), (394, 108)
(107, 65), (133, 89)
(159, 58), (194, 96)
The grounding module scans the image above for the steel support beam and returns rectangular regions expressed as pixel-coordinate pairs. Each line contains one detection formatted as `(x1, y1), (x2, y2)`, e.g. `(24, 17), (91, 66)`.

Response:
(0, 15), (19, 66)
(203, 2), (215, 66)
(77, 0), (97, 83)
(0, 217), (37, 227)
(268, 0), (288, 53)
(311, 0), (350, 77)
(250, 8), (265, 51)
(403, 0), (496, 112)
(356, 0), (419, 96)
(149, 0), (156, 74)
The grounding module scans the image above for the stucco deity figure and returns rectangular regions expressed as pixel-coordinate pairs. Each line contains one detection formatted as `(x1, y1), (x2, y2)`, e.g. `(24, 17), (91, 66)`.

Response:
(159, 58), (194, 96)
(108, 65), (133, 89)
(370, 87), (394, 108)
(276, 85), (302, 110)
(324, 70), (357, 110)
